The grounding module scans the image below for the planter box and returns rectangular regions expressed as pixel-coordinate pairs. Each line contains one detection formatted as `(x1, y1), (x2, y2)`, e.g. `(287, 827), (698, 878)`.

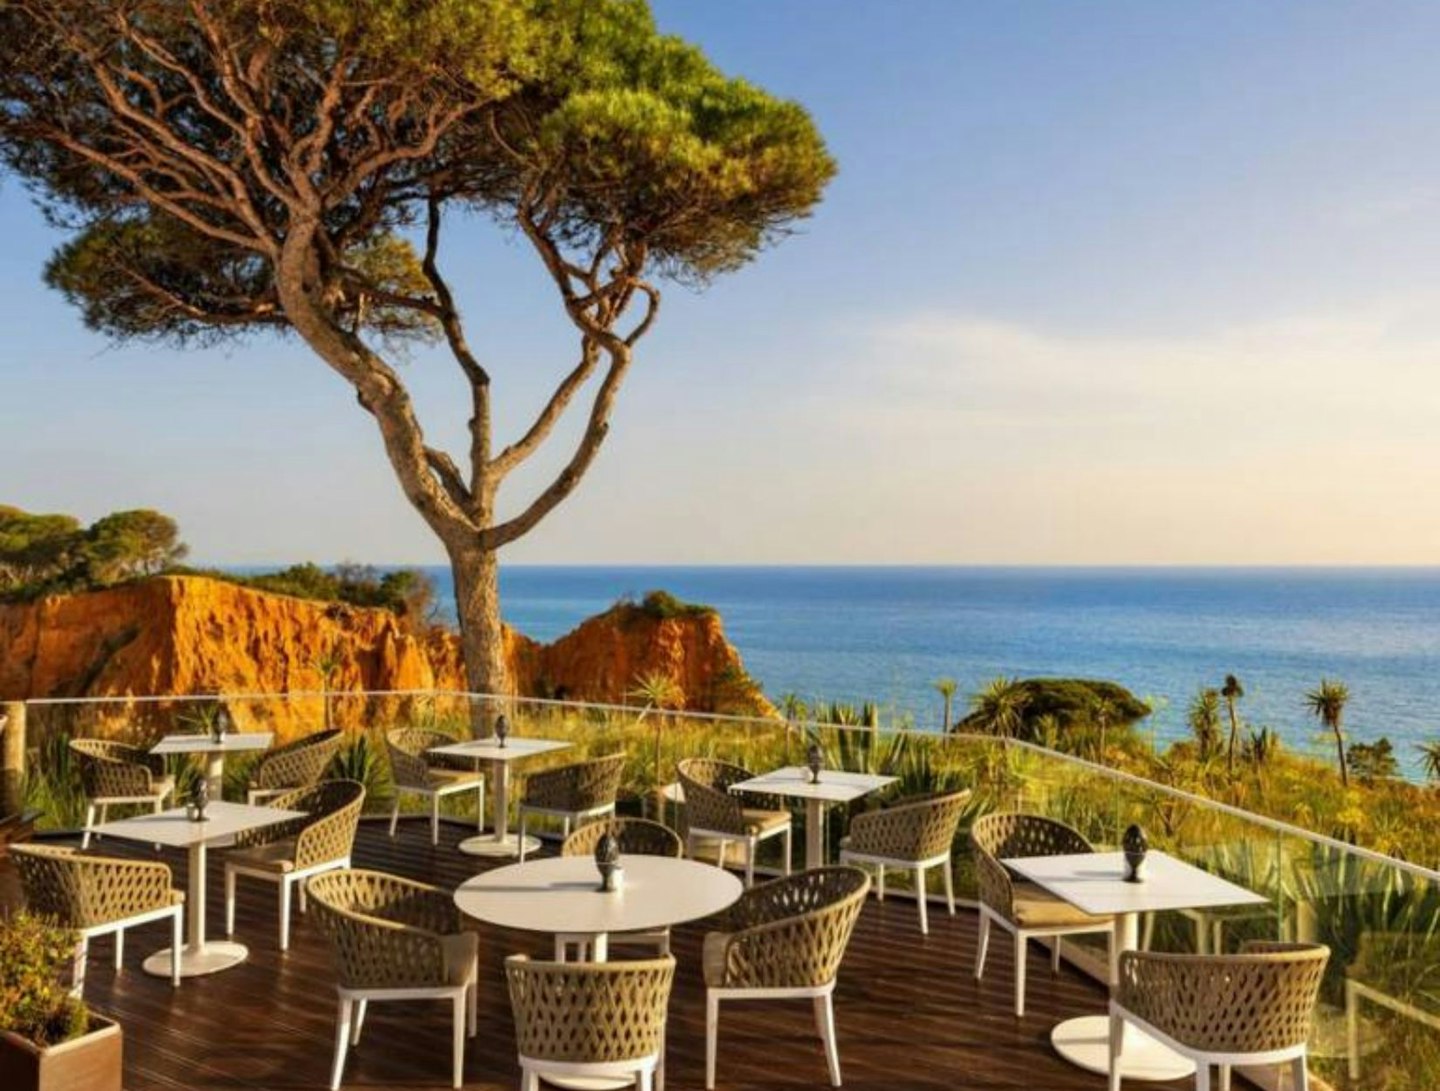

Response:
(0, 1015), (122, 1091)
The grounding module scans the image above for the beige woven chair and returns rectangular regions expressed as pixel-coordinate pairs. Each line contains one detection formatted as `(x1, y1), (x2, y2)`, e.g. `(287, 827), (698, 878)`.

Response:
(245, 728), (343, 804)
(506, 954), (675, 1091)
(556, 819), (685, 960)
(838, 788), (971, 935)
(970, 811), (1116, 1016)
(703, 866), (870, 1089)
(517, 753), (626, 862)
(308, 868), (479, 1090)
(223, 779), (365, 951)
(384, 728), (484, 846)
(1109, 942), (1329, 1091)
(71, 738), (175, 849)
(677, 757), (793, 888)
(10, 843), (184, 994)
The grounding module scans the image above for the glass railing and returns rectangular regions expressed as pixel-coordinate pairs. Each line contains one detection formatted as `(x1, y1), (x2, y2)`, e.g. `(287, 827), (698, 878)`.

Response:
(10, 690), (1439, 1088)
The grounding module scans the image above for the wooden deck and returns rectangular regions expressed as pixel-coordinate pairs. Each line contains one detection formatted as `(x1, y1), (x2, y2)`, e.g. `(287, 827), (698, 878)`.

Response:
(2, 819), (1193, 1091)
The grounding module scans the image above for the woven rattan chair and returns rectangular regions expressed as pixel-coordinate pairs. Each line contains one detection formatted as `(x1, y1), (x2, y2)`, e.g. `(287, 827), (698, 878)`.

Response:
(10, 843), (184, 994)
(517, 753), (626, 862)
(245, 728), (343, 804)
(703, 866), (870, 1088)
(556, 819), (685, 960)
(838, 788), (971, 935)
(1109, 942), (1329, 1091)
(71, 738), (175, 849)
(506, 954), (676, 1091)
(385, 728), (484, 846)
(677, 757), (793, 888)
(308, 868), (479, 1090)
(970, 811), (1116, 1016)
(223, 779), (365, 951)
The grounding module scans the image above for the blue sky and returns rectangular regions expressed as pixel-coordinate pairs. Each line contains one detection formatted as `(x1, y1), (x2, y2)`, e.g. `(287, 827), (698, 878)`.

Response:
(4, 1), (1440, 564)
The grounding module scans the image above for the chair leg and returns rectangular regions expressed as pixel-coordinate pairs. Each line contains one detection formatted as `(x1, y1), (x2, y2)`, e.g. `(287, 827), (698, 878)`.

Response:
(876, 865), (885, 902)
(521, 1067), (540, 1091)
(389, 795), (400, 838)
(745, 837), (756, 888)
(351, 999), (367, 1046)
(71, 939), (88, 999)
(1107, 1009), (1123, 1091)
(476, 782), (484, 831)
(83, 803), (96, 849)
(943, 858), (956, 916)
(300, 879), (308, 914)
(1013, 931), (1027, 1017)
(99, 802), (109, 827)
(1218, 1063), (1231, 1091)
(706, 992), (720, 1090)
(1346, 981), (1360, 1080)
(452, 992), (466, 1089)
(1292, 1055), (1309, 1091)
(715, 839), (729, 872)
(1196, 1062), (1212, 1091)
(171, 909), (182, 987)
(225, 866), (237, 936)
(915, 867), (929, 935)
(114, 928), (124, 969)
(519, 812), (530, 862)
(782, 824), (793, 876)
(1051, 936), (1062, 974)
(431, 793), (440, 846)
(468, 977), (478, 1037)
(279, 877), (293, 951)
(818, 992), (841, 1086)
(1141, 912), (1155, 952)
(331, 998), (352, 1091)
(638, 1069), (653, 1091)
(975, 911), (991, 979)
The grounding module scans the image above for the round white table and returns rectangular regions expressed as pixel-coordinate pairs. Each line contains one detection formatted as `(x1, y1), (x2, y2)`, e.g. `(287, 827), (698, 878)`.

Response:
(457, 855), (741, 1090)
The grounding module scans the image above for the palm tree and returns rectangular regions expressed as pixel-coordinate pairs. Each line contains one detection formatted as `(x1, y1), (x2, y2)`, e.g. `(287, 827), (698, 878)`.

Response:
(967, 676), (1030, 739)
(1305, 678), (1351, 787)
(1187, 687), (1223, 759)
(627, 671), (684, 813)
(1419, 740), (1440, 784)
(933, 678), (958, 732)
(1221, 674), (1244, 775)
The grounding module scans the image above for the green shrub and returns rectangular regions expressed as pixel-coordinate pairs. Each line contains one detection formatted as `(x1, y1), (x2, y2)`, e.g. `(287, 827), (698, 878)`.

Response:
(0, 912), (89, 1046)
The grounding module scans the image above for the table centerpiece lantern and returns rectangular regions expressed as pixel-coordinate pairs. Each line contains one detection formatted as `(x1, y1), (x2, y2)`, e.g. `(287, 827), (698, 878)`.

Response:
(1122, 823), (1149, 883)
(494, 714), (509, 749)
(594, 825), (623, 893)
(184, 779), (209, 823)
(805, 742), (824, 785)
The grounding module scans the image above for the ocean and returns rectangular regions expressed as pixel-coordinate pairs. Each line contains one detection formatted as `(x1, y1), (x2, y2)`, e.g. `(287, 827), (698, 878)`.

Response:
(441, 565), (1440, 777)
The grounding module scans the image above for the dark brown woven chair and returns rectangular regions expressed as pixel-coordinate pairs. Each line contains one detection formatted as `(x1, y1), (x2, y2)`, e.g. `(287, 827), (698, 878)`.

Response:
(11, 843), (184, 993)
(970, 811), (1116, 1016)
(385, 728), (484, 846)
(245, 728), (344, 804)
(702, 866), (870, 1088)
(71, 738), (174, 848)
(517, 753), (626, 862)
(223, 779), (365, 950)
(677, 757), (792, 888)
(1110, 942), (1329, 1091)
(839, 788), (971, 935)
(557, 819), (685, 960)
(308, 868), (478, 1090)
(506, 955), (675, 1091)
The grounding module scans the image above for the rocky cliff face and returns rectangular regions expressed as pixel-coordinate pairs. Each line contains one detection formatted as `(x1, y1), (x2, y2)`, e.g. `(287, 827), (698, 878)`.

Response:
(0, 576), (773, 741)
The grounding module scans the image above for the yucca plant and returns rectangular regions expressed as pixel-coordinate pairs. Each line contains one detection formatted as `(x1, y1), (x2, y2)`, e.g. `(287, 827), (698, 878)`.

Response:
(330, 733), (394, 811)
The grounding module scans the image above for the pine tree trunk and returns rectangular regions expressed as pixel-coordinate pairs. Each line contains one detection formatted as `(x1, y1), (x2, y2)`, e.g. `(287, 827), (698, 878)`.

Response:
(448, 542), (510, 738)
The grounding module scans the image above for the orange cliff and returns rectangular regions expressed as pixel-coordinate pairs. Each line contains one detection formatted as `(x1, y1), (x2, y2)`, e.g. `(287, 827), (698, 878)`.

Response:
(0, 575), (775, 741)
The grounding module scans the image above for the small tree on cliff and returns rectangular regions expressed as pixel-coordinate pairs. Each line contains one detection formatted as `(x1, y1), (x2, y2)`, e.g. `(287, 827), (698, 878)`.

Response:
(0, 1), (834, 711)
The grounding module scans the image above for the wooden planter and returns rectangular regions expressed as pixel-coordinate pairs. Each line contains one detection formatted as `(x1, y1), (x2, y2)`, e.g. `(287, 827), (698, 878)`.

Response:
(0, 1015), (122, 1091)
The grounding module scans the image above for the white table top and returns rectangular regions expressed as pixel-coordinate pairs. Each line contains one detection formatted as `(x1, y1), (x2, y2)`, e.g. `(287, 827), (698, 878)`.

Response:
(1003, 851), (1269, 917)
(91, 800), (305, 847)
(150, 732), (274, 755)
(454, 855), (743, 936)
(427, 737), (572, 763)
(731, 766), (898, 804)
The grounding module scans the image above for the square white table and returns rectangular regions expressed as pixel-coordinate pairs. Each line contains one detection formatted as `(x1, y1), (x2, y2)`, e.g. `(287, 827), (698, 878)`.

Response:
(151, 732), (273, 795)
(427, 737), (572, 857)
(1004, 849), (1268, 1082)
(92, 800), (304, 977)
(730, 766), (898, 870)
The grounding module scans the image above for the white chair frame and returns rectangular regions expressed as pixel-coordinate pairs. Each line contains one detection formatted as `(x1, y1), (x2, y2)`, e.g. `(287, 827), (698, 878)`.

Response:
(387, 776), (484, 846)
(706, 979), (840, 1089)
(82, 788), (172, 849)
(517, 801), (615, 862)
(686, 820), (793, 889)
(330, 973), (478, 1091)
(1108, 999), (1310, 1091)
(975, 902), (1116, 1017)
(520, 1049), (663, 1091)
(837, 846), (954, 935)
(71, 900), (184, 997)
(224, 854), (351, 952)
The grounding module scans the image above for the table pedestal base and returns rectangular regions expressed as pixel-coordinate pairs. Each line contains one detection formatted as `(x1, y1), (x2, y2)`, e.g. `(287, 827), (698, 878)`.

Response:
(1051, 1015), (1196, 1081)
(143, 941), (249, 978)
(457, 832), (542, 858)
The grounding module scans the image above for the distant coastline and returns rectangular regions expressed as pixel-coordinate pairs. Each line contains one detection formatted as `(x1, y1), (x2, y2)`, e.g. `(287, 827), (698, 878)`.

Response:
(224, 564), (1440, 777)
